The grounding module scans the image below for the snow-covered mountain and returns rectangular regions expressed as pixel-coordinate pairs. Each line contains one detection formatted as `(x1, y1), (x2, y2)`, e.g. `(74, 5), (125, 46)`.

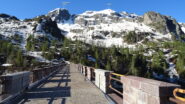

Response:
(0, 8), (185, 48)
(1, 8), (185, 80)
(0, 13), (63, 49)
(48, 8), (185, 48)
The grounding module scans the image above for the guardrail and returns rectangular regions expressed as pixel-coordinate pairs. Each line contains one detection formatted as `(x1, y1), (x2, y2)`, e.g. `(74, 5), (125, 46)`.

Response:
(169, 88), (185, 104)
(76, 63), (181, 104)
(109, 73), (124, 96)
(30, 65), (60, 83)
(174, 88), (185, 102)
(0, 63), (65, 103)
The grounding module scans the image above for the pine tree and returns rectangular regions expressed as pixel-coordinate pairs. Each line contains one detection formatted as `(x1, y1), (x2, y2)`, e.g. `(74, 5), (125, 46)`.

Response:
(129, 55), (137, 75)
(42, 41), (49, 52)
(15, 50), (23, 67)
(176, 55), (185, 75)
(95, 61), (99, 68)
(106, 61), (111, 71)
(31, 43), (35, 51)
(26, 41), (32, 51)
(23, 58), (28, 67)
(151, 54), (164, 74)
(7, 51), (15, 64)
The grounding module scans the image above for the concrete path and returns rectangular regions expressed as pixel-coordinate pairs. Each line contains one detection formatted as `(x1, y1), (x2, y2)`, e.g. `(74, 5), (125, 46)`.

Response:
(16, 64), (110, 104)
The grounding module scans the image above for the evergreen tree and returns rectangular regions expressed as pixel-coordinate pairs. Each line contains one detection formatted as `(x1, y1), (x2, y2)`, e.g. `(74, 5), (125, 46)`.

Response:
(15, 50), (23, 67)
(129, 55), (137, 75)
(42, 41), (49, 52)
(23, 58), (28, 67)
(95, 61), (99, 68)
(176, 55), (185, 77)
(106, 61), (111, 70)
(31, 43), (35, 51)
(26, 41), (32, 51)
(151, 54), (164, 74)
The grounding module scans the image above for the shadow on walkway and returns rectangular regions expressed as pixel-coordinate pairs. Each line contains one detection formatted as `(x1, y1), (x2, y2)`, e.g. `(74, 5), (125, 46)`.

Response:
(16, 66), (71, 104)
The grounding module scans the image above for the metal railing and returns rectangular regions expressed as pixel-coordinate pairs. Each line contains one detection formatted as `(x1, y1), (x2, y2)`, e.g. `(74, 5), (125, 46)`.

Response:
(109, 73), (124, 96)
(173, 88), (185, 102)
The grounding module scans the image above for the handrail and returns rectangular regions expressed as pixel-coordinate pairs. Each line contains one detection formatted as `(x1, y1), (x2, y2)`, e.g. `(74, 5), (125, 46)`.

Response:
(173, 88), (185, 102)
(109, 85), (123, 95)
(111, 73), (124, 77)
(109, 73), (124, 96)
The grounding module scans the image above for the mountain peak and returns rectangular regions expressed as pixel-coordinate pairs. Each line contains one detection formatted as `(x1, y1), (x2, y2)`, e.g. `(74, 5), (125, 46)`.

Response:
(49, 8), (68, 13)
(81, 9), (117, 16)
(98, 9), (116, 14)
(47, 8), (71, 23)
(0, 13), (19, 21)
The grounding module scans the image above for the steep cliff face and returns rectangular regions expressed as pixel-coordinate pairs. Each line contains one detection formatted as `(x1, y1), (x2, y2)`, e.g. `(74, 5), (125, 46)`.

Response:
(34, 17), (64, 39)
(143, 12), (184, 40)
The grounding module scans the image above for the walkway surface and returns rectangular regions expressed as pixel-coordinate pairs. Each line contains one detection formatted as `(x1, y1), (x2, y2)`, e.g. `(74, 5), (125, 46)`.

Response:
(16, 64), (110, 104)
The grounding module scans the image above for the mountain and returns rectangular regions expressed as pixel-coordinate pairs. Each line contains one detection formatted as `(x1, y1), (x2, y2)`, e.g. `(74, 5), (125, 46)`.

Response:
(48, 8), (185, 47)
(0, 8), (185, 48)
(1, 8), (185, 82)
(143, 11), (184, 39)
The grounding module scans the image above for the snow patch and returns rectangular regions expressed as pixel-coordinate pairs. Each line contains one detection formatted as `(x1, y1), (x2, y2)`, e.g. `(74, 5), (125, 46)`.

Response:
(26, 51), (50, 63)
(1, 63), (13, 67)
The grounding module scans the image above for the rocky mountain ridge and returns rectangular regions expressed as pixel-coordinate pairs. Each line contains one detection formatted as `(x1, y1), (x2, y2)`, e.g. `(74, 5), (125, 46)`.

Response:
(0, 8), (185, 48)
(49, 9), (185, 47)
(1, 9), (185, 81)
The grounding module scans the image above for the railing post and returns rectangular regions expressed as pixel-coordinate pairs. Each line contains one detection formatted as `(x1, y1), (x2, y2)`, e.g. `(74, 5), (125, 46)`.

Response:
(86, 67), (92, 81)
(85, 66), (87, 76)
(82, 66), (85, 75)
(81, 66), (84, 74)
(94, 69), (112, 93)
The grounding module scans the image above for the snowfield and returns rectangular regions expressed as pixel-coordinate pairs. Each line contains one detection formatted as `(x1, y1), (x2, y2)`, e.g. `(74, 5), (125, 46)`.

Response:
(26, 51), (50, 63)
(57, 9), (174, 48)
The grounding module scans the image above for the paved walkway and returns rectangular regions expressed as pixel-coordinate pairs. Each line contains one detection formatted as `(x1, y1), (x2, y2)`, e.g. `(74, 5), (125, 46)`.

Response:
(17, 64), (110, 104)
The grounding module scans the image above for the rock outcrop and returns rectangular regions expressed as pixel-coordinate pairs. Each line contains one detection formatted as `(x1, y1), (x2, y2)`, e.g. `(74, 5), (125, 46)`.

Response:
(34, 17), (64, 39)
(143, 12), (184, 38)
(47, 8), (71, 23)
(0, 14), (19, 21)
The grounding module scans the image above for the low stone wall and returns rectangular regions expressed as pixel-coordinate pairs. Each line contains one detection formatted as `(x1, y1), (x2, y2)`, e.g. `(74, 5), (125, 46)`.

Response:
(0, 64), (64, 96)
(75, 63), (181, 104)
(121, 76), (180, 104)
(0, 71), (30, 94)
(30, 65), (63, 83)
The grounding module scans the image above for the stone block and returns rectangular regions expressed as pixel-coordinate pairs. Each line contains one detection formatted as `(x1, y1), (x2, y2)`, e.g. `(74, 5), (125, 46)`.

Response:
(147, 95), (160, 104)
(121, 76), (180, 104)
(82, 66), (84, 75)
(137, 91), (148, 104)
(94, 69), (112, 93)
(1, 71), (30, 94)
(86, 67), (92, 81)
(123, 92), (136, 104)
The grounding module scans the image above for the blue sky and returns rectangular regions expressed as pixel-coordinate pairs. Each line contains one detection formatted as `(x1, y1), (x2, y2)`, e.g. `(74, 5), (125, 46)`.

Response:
(0, 0), (185, 22)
